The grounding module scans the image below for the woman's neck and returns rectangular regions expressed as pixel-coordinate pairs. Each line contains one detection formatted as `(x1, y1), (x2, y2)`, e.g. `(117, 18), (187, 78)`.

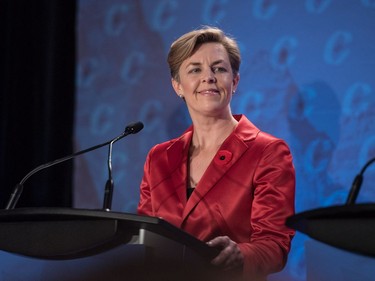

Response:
(191, 114), (238, 150)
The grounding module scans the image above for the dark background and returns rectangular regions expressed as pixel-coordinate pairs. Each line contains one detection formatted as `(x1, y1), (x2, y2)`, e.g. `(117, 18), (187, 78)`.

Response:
(0, 0), (75, 208)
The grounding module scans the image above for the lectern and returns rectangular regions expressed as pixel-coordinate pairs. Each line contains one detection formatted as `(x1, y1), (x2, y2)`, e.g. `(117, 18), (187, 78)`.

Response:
(286, 203), (375, 281)
(286, 203), (375, 257)
(0, 208), (221, 281)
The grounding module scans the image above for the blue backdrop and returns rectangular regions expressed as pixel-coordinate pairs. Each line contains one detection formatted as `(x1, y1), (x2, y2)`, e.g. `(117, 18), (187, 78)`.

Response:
(74, 1), (375, 280)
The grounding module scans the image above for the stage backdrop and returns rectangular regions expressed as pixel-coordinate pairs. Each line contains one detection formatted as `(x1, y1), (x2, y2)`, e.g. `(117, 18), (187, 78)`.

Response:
(75, 1), (375, 280)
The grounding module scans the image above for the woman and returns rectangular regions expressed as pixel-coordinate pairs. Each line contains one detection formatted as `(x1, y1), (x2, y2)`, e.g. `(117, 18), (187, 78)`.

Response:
(137, 26), (295, 280)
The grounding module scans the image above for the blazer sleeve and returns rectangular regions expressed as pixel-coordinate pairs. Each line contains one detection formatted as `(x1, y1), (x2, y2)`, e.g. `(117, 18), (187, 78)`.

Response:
(238, 138), (295, 278)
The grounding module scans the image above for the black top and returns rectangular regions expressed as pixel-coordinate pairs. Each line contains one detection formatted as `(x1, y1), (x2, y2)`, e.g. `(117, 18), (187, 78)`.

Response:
(187, 187), (195, 199)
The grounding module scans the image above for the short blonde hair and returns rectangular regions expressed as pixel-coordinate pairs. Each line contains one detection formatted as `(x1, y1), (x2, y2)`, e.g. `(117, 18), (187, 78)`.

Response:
(167, 26), (241, 81)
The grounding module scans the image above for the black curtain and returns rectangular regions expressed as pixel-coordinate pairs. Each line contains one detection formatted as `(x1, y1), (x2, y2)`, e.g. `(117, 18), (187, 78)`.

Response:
(0, 0), (76, 208)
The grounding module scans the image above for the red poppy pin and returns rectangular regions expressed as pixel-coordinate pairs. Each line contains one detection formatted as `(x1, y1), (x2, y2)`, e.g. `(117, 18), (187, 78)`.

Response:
(214, 150), (232, 165)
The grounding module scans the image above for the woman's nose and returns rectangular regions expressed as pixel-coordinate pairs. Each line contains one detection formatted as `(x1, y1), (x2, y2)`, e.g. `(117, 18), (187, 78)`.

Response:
(202, 69), (216, 83)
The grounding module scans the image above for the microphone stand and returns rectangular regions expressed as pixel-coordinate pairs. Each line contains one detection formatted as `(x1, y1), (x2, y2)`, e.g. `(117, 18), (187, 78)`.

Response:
(5, 122), (144, 210)
(102, 121), (144, 211)
(5, 141), (113, 210)
(102, 137), (117, 211)
(346, 156), (375, 205)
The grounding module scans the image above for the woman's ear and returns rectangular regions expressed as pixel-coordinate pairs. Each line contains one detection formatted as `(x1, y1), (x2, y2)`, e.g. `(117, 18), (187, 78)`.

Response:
(171, 78), (182, 98)
(232, 73), (240, 92)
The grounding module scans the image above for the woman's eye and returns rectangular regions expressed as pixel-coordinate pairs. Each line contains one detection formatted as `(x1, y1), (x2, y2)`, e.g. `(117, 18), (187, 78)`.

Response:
(213, 67), (227, 73)
(188, 68), (201, 74)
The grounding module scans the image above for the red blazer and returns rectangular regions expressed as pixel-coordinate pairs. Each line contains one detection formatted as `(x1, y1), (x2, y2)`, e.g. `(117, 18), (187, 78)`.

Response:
(137, 115), (295, 279)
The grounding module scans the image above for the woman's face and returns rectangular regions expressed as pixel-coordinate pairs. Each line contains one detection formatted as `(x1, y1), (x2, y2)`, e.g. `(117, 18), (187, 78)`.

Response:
(172, 42), (239, 118)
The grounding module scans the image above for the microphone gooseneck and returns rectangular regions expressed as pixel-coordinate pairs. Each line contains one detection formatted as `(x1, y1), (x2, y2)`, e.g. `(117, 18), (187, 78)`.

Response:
(5, 121), (144, 210)
(345, 156), (375, 205)
(102, 121), (144, 211)
(102, 139), (115, 211)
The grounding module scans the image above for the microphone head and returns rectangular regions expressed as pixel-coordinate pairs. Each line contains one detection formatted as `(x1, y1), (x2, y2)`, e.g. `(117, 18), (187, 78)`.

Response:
(125, 121), (144, 134)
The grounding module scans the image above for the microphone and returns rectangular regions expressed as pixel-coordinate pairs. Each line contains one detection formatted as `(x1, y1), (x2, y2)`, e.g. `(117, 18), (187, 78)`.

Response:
(345, 156), (375, 205)
(5, 121), (144, 210)
(102, 121), (144, 211)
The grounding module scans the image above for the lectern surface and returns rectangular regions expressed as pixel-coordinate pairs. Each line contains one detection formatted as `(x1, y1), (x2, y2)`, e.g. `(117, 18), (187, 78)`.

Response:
(0, 207), (218, 260)
(286, 203), (375, 257)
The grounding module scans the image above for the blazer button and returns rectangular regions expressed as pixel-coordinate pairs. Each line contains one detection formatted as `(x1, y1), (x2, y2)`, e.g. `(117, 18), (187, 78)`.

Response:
(220, 155), (225, 160)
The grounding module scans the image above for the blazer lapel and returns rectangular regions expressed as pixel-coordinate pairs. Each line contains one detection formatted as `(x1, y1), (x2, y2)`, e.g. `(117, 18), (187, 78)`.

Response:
(166, 131), (193, 207)
(181, 115), (259, 222)
(182, 134), (249, 221)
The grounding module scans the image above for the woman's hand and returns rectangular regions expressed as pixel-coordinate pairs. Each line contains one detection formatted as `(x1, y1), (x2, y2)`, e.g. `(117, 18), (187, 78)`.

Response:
(207, 236), (244, 271)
